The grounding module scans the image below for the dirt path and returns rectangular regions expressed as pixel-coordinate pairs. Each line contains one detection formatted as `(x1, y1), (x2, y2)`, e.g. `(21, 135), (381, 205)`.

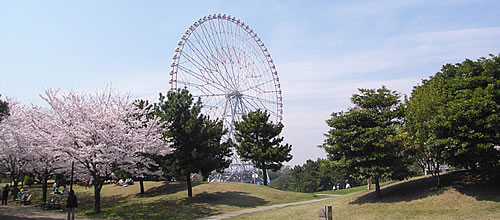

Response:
(0, 205), (94, 220)
(200, 194), (341, 220)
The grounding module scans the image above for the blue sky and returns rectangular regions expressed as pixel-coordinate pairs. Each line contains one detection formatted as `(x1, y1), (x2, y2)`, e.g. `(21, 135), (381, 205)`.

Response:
(1, 0), (500, 166)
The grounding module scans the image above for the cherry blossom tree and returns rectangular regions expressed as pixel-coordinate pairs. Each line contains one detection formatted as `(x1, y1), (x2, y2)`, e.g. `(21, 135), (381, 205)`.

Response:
(24, 105), (69, 205)
(0, 99), (30, 200)
(41, 88), (171, 213)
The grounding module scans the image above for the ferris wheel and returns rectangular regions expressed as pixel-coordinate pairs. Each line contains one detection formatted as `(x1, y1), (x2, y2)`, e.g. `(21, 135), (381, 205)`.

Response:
(170, 14), (282, 182)
(170, 14), (283, 135)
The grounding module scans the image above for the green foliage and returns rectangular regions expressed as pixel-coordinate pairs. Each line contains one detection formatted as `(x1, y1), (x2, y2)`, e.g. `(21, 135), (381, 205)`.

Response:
(152, 89), (232, 197)
(406, 54), (500, 170)
(404, 75), (448, 183)
(321, 86), (410, 197)
(288, 159), (352, 193)
(23, 175), (35, 186)
(233, 109), (292, 186)
(0, 94), (8, 122)
(269, 167), (292, 190)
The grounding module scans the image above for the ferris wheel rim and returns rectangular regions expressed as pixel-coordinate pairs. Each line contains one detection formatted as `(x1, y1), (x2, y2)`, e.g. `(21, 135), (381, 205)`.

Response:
(169, 14), (283, 123)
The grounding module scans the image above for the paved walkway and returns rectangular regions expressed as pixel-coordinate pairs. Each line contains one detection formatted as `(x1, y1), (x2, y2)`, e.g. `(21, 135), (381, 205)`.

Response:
(200, 194), (341, 220)
(0, 205), (94, 220)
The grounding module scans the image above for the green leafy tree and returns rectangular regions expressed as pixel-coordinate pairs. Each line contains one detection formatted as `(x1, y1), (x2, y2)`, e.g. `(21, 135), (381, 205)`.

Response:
(404, 76), (448, 186)
(0, 95), (8, 121)
(196, 118), (233, 181)
(288, 159), (351, 193)
(407, 55), (500, 170)
(154, 89), (232, 197)
(233, 109), (292, 186)
(269, 166), (292, 190)
(289, 161), (319, 193)
(322, 86), (409, 197)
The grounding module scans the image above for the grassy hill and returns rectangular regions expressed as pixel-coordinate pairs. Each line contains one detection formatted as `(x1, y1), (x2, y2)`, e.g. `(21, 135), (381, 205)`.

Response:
(233, 170), (500, 219)
(19, 180), (318, 219)
(10, 169), (500, 219)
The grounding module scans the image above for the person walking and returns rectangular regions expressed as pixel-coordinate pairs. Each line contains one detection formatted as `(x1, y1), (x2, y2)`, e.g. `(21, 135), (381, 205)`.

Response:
(66, 190), (78, 220)
(1, 184), (9, 205)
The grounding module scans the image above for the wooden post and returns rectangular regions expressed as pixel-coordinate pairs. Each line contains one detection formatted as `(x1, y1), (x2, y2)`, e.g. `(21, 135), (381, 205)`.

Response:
(70, 161), (74, 191)
(319, 206), (333, 220)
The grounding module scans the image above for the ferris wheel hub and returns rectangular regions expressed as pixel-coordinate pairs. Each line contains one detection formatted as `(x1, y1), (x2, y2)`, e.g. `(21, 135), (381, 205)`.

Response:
(227, 91), (243, 98)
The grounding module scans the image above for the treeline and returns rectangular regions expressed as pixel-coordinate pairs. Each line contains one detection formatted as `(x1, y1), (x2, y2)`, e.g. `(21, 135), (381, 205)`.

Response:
(271, 54), (500, 195)
(270, 158), (357, 193)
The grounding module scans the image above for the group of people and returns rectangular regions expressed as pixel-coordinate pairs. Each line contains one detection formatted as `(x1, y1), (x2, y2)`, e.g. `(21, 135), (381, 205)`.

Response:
(2, 182), (78, 220)
(52, 182), (69, 195)
(114, 178), (133, 187)
(1, 184), (31, 205)
(333, 181), (351, 190)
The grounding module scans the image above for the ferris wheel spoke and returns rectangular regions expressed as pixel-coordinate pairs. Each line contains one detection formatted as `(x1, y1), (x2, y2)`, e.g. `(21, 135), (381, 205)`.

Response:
(177, 60), (225, 92)
(185, 39), (221, 73)
(199, 23), (225, 65)
(197, 93), (228, 97)
(179, 52), (212, 75)
(196, 26), (235, 88)
(177, 79), (223, 98)
(177, 65), (226, 93)
(219, 21), (240, 88)
(186, 38), (229, 89)
(239, 79), (274, 94)
(193, 26), (230, 89)
(241, 96), (260, 112)
(242, 94), (278, 105)
(210, 20), (239, 91)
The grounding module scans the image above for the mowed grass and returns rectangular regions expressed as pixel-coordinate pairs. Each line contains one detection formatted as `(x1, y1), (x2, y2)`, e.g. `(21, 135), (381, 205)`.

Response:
(233, 170), (500, 219)
(315, 180), (396, 196)
(19, 181), (318, 219)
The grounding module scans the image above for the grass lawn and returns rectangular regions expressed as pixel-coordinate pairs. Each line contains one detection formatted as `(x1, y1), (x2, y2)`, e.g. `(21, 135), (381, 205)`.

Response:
(315, 180), (396, 195)
(16, 181), (318, 219)
(233, 170), (500, 219)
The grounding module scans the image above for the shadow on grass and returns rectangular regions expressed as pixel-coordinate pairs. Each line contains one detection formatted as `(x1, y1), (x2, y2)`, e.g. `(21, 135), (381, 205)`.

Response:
(452, 169), (500, 202)
(81, 191), (266, 219)
(191, 191), (267, 208)
(139, 181), (204, 197)
(97, 198), (216, 220)
(351, 168), (500, 204)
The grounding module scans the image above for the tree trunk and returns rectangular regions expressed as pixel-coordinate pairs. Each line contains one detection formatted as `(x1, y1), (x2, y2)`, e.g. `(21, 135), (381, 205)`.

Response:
(436, 171), (441, 187)
(186, 172), (192, 198)
(374, 177), (381, 198)
(367, 178), (371, 190)
(140, 179), (145, 194)
(262, 168), (268, 186)
(41, 177), (48, 205)
(93, 177), (103, 213)
(11, 179), (19, 201)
